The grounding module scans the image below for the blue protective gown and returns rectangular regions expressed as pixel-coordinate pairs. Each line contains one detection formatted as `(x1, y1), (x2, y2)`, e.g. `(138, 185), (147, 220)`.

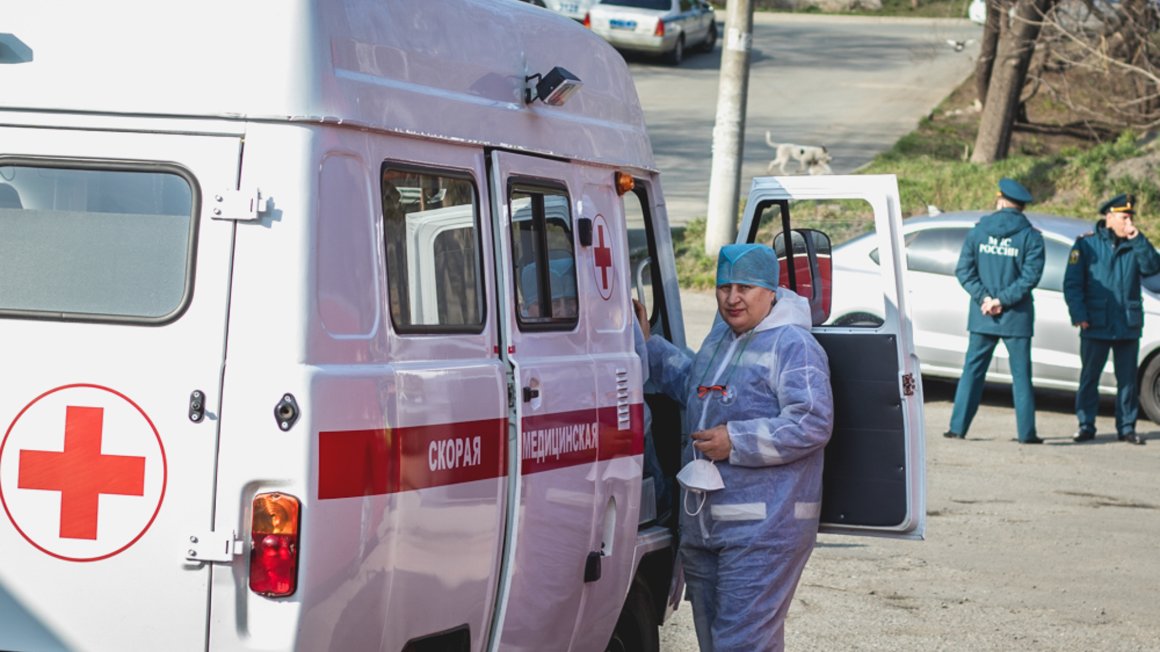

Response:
(646, 288), (834, 651)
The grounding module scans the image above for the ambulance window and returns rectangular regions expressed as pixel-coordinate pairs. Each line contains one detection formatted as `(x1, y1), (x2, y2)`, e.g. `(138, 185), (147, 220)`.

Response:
(381, 166), (484, 333)
(509, 184), (579, 328)
(0, 163), (194, 323)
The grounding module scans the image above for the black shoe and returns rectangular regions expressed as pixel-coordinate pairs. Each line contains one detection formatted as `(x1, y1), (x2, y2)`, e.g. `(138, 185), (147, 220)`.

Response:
(1020, 436), (1045, 444)
(1073, 427), (1096, 443)
(1124, 431), (1146, 445)
(943, 430), (963, 439)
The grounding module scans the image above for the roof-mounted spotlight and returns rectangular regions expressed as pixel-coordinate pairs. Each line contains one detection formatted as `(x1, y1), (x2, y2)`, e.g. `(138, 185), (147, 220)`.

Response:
(525, 66), (583, 106)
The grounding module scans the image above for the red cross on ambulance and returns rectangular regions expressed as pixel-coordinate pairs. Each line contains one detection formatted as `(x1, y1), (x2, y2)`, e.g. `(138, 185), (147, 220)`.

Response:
(591, 214), (615, 300)
(0, 384), (167, 562)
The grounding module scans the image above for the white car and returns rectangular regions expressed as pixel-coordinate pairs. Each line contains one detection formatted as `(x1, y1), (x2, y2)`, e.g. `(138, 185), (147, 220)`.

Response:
(826, 211), (1160, 424)
(532, 0), (600, 21)
(586, 0), (718, 65)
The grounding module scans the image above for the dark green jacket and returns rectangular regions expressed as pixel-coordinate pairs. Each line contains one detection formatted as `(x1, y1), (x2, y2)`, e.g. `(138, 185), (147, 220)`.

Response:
(955, 208), (1046, 337)
(1063, 220), (1160, 340)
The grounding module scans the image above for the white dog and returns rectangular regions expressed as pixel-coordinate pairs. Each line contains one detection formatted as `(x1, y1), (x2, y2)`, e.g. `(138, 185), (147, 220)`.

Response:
(765, 131), (832, 175)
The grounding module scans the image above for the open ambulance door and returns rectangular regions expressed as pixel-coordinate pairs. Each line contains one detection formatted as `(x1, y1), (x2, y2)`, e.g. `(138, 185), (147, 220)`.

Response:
(740, 175), (925, 539)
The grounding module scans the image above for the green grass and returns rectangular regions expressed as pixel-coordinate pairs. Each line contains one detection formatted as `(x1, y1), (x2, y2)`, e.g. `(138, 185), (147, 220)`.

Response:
(866, 130), (1160, 223)
(670, 219), (720, 290)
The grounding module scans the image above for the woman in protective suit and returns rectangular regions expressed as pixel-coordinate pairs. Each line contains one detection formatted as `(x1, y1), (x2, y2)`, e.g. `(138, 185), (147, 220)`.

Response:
(637, 243), (834, 651)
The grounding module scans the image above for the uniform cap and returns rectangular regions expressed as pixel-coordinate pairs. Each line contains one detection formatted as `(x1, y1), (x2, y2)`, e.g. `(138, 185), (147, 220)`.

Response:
(1099, 193), (1135, 216)
(997, 177), (1033, 205)
(716, 243), (779, 291)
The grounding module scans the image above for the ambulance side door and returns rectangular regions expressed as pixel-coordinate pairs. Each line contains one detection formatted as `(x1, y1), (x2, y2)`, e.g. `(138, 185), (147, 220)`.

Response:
(0, 127), (239, 651)
(487, 151), (643, 650)
(739, 174), (925, 539)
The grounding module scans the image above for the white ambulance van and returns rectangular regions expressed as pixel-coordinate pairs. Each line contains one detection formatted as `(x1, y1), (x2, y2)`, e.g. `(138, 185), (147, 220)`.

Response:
(0, 1), (924, 650)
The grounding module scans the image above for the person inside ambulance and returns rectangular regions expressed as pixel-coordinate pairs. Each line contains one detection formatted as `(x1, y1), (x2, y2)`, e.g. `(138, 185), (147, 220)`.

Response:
(636, 243), (834, 652)
(518, 256), (578, 319)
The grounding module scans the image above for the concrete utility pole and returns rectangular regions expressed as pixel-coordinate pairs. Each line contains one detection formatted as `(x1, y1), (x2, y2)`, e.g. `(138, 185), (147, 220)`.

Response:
(703, 0), (754, 257)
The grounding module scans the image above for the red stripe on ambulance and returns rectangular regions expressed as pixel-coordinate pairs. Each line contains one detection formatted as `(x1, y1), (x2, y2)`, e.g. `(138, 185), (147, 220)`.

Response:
(317, 417), (507, 499)
(317, 404), (644, 499)
(520, 404), (644, 474)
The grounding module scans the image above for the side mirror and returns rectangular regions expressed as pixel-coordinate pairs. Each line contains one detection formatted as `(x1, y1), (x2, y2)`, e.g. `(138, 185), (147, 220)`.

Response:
(773, 229), (832, 326)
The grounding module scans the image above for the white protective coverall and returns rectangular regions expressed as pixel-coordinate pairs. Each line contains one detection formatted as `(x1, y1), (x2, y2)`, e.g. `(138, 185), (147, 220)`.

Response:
(646, 287), (833, 651)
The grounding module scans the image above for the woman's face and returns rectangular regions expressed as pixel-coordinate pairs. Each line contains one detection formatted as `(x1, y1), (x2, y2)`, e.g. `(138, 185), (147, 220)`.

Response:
(716, 283), (776, 334)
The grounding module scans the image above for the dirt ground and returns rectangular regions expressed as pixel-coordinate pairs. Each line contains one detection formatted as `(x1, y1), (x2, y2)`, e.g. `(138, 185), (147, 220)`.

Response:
(660, 291), (1160, 651)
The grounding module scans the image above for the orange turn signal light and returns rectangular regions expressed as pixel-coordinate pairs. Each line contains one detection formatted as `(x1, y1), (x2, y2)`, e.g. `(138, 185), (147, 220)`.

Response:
(615, 171), (635, 196)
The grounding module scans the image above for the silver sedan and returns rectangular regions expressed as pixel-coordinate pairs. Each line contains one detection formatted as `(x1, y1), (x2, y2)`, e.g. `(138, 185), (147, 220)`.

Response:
(586, 0), (717, 65)
(826, 211), (1160, 424)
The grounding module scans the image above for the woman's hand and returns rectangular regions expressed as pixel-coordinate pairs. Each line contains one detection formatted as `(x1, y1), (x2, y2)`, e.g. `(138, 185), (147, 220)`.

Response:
(691, 425), (732, 461)
(633, 298), (650, 339)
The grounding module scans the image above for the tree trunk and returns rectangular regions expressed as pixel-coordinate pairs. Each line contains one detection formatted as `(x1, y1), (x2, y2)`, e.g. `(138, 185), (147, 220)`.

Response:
(975, 0), (1004, 105)
(971, 0), (1057, 163)
(1121, 0), (1159, 119)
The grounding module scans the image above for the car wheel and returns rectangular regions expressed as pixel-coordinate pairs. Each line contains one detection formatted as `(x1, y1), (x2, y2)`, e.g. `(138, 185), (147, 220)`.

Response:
(666, 36), (685, 65)
(605, 580), (658, 652)
(1138, 353), (1160, 424)
(700, 22), (717, 53)
(833, 312), (884, 327)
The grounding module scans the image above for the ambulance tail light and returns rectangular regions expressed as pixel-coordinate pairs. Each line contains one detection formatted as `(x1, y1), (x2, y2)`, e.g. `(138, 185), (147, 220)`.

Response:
(249, 492), (300, 598)
(654, 20), (665, 37)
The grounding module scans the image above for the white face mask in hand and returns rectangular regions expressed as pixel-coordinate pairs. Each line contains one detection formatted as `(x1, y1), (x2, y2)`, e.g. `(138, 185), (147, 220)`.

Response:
(676, 457), (724, 516)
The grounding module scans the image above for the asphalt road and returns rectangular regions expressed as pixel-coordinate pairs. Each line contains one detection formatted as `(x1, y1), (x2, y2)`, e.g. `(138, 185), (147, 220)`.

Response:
(627, 12), (982, 225)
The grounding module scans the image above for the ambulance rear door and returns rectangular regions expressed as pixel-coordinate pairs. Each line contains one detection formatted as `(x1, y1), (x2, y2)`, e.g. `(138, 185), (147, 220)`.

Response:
(0, 125), (239, 651)
(486, 151), (643, 650)
(740, 174), (926, 539)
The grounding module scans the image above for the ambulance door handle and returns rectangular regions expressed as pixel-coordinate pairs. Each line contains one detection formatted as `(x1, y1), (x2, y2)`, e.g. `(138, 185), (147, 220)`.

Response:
(522, 386), (539, 402)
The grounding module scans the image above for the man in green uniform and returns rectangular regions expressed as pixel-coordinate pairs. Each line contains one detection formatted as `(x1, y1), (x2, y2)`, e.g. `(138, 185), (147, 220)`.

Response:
(945, 178), (1046, 443)
(1064, 193), (1160, 445)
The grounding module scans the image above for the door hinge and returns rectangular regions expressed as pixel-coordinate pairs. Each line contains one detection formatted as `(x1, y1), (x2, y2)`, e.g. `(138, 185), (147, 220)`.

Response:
(901, 372), (916, 397)
(210, 188), (270, 221)
(185, 530), (245, 563)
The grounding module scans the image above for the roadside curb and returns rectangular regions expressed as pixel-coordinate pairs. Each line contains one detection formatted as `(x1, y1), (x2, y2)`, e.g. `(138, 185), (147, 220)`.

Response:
(752, 11), (976, 27)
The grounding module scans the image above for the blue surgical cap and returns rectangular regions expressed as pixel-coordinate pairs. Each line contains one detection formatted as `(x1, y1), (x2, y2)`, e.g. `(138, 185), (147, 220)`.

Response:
(716, 243), (779, 290)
